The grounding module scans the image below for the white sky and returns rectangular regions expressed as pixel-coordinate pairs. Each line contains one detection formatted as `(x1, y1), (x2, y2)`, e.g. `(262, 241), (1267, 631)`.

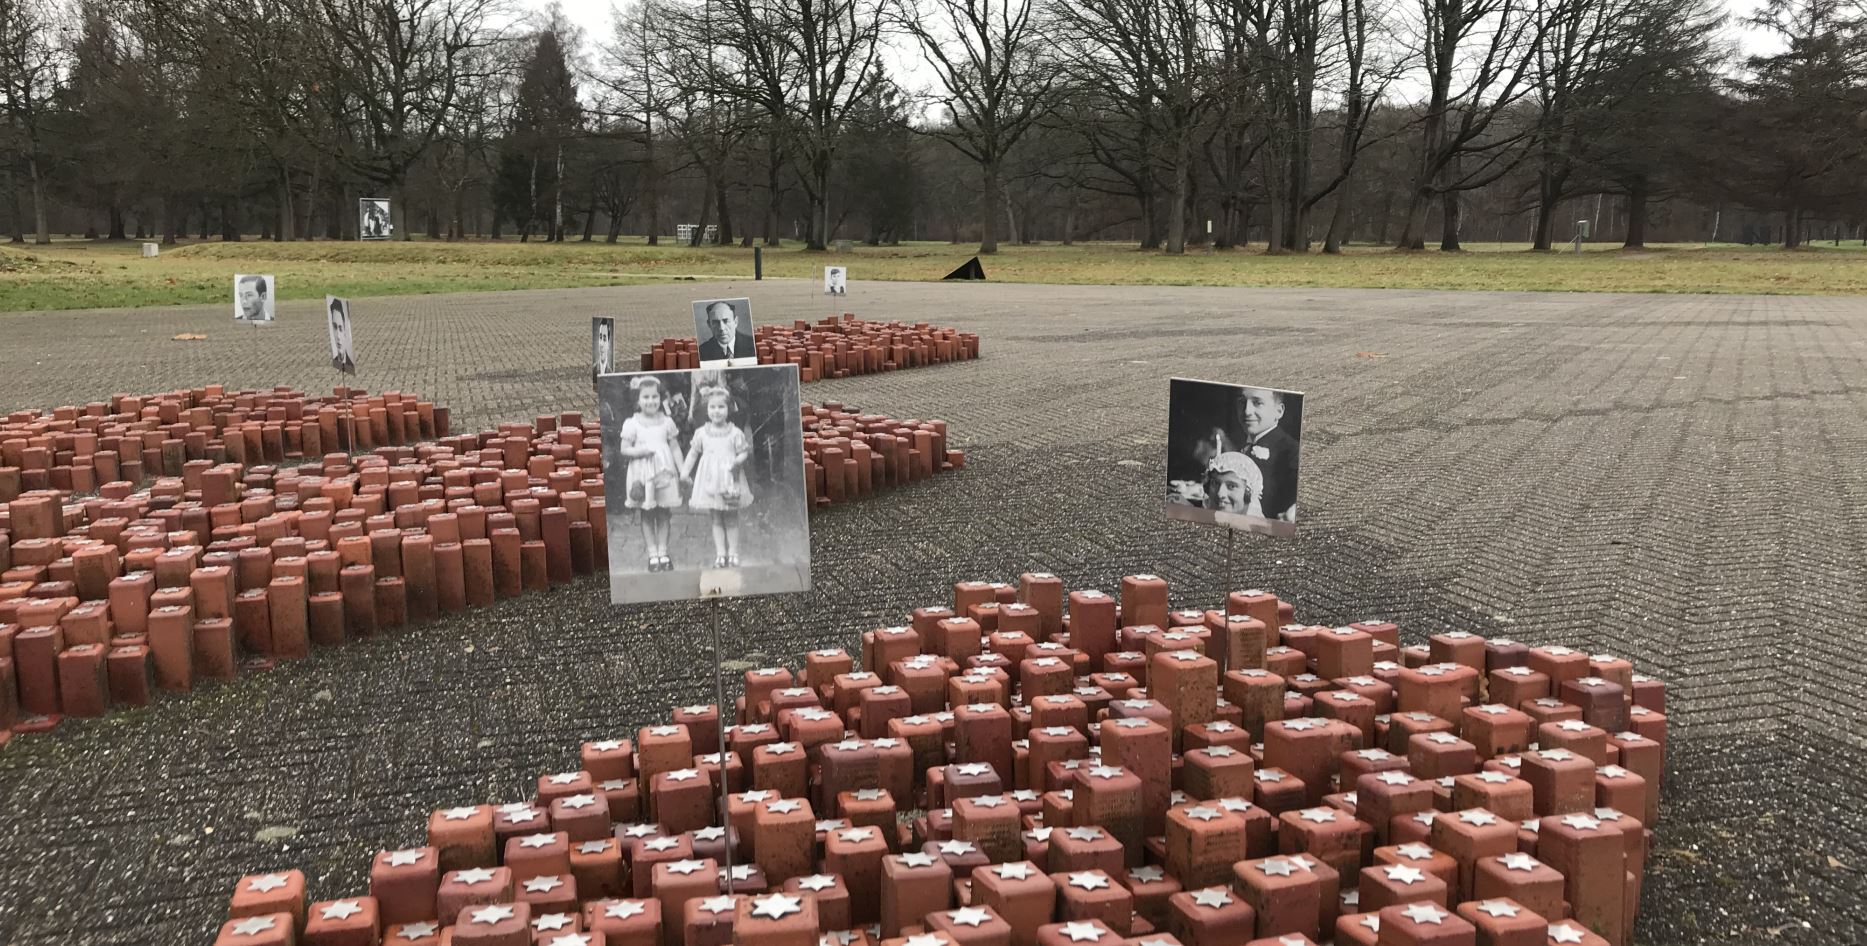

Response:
(548, 0), (1781, 83)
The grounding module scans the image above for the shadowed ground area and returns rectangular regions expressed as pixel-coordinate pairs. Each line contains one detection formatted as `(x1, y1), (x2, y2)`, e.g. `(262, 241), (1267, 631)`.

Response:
(0, 280), (1861, 946)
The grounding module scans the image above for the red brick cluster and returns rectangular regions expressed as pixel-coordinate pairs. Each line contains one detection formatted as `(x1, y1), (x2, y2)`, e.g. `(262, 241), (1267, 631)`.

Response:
(644, 315), (981, 382)
(0, 392), (967, 742)
(803, 403), (960, 508)
(217, 574), (1667, 946)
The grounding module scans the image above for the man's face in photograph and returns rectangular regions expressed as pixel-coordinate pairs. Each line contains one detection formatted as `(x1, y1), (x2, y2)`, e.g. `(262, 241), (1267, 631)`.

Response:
(1240, 389), (1284, 438)
(706, 303), (737, 341)
(239, 280), (265, 317)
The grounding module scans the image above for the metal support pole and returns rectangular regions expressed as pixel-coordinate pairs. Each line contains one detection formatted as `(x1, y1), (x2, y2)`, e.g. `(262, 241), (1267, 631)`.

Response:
(754, 246), (763, 281)
(711, 598), (734, 891)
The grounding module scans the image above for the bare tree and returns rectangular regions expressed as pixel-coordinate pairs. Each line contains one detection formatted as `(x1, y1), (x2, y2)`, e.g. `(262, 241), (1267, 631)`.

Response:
(1395, 0), (1542, 250)
(0, 0), (63, 243)
(902, 0), (1058, 254)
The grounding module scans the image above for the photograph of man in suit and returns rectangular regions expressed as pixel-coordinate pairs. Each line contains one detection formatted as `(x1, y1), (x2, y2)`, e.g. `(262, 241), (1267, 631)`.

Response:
(328, 296), (357, 374)
(1167, 379), (1302, 533)
(695, 299), (757, 367)
(1235, 387), (1298, 521)
(234, 274), (274, 323)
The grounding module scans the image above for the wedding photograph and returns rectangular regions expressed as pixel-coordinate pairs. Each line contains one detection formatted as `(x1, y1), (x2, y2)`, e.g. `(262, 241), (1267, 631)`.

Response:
(597, 363), (810, 604)
(358, 198), (392, 240)
(1164, 377), (1304, 538)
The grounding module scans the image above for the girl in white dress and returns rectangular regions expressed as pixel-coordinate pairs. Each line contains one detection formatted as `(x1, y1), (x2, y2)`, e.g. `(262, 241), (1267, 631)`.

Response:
(617, 376), (683, 571)
(680, 385), (753, 567)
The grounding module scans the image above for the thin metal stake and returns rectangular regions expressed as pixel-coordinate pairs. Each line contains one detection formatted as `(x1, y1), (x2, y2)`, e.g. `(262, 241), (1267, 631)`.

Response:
(1223, 528), (1235, 599)
(710, 597), (734, 892)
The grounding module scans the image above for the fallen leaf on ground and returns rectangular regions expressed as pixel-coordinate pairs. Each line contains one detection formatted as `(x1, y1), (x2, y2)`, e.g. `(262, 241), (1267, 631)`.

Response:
(1355, 351), (1386, 358)
(172, 333), (207, 341)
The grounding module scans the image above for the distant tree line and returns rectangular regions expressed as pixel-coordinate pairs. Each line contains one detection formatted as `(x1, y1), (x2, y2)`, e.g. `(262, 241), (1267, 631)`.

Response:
(1, 0), (1863, 251)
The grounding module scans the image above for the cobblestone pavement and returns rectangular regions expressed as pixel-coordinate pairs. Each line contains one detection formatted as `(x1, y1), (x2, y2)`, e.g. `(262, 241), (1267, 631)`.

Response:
(2, 280), (1862, 946)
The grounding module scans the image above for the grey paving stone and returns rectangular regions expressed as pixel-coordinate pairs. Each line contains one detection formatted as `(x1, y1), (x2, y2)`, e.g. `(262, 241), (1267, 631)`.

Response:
(0, 280), (1861, 946)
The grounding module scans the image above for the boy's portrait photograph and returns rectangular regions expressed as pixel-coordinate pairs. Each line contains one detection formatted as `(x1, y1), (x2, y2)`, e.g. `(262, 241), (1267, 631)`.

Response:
(598, 363), (810, 604)
(1165, 377), (1304, 538)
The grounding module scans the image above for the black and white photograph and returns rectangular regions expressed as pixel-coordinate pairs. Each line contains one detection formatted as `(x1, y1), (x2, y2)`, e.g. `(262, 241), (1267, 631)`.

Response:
(1164, 377), (1304, 538)
(824, 266), (848, 295)
(598, 363), (810, 605)
(692, 297), (758, 368)
(326, 295), (357, 374)
(232, 274), (276, 324)
(358, 197), (392, 240)
(592, 316), (615, 386)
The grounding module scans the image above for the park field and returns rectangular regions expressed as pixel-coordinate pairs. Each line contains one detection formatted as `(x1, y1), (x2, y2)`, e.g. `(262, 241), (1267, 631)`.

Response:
(1, 236), (1863, 311)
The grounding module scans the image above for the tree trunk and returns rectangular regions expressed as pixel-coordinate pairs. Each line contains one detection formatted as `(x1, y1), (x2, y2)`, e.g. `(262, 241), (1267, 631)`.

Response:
(580, 194), (596, 241)
(426, 206), (440, 239)
(714, 175), (734, 245)
(1062, 189), (1077, 246)
(553, 145), (565, 242)
(395, 182), (413, 241)
(761, 137), (782, 246)
(5, 168), (22, 243)
(1531, 178), (1558, 251)
(1623, 179), (1648, 248)
(1323, 172), (1355, 254)
(691, 171), (715, 247)
(1263, 148), (1286, 256)
(221, 201), (240, 241)
(277, 168), (295, 242)
(1167, 139), (1189, 254)
(1439, 189), (1462, 251)
(108, 203), (126, 240)
(1138, 189), (1161, 250)
(606, 207), (622, 243)
(1782, 209), (1800, 249)
(979, 159), (1001, 254)
(28, 156), (50, 245)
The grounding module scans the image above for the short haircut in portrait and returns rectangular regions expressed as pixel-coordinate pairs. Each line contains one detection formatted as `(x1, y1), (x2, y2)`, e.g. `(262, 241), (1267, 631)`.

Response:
(232, 274), (276, 323)
(598, 363), (811, 604)
(592, 316), (616, 385)
(326, 295), (357, 374)
(1164, 377), (1304, 538)
(691, 297), (757, 368)
(824, 266), (847, 294)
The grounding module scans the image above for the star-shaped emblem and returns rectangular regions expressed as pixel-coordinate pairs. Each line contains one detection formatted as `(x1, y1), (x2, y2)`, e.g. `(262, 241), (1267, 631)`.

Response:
(649, 725), (682, 737)
(245, 874), (290, 893)
(1403, 902), (1447, 925)
(605, 900), (648, 919)
(1539, 748), (1576, 762)
(503, 808), (542, 824)
(523, 875), (563, 893)
(1113, 718), (1150, 729)
(641, 836), (678, 852)
(1025, 827), (1053, 842)
(1184, 806), (1221, 822)
(578, 840), (612, 855)
(1191, 887), (1232, 908)
(666, 860), (706, 875)
(1561, 813), (1603, 831)
(1298, 807), (1336, 823)
(1206, 746), (1239, 758)
(1500, 852), (1539, 872)
(995, 862), (1035, 880)
(1282, 718), (1321, 731)
(1459, 809), (1500, 826)
(381, 849), (426, 867)
(697, 895), (736, 915)
(739, 790), (774, 803)
(396, 921), (439, 939)
(533, 912), (574, 931)
(1355, 748), (1392, 760)
(442, 807), (479, 821)
(1129, 866), (1165, 882)
(1060, 921), (1106, 942)
(1503, 666), (1534, 676)
(971, 795), (1006, 808)
(547, 772), (580, 785)
(560, 794), (596, 810)
(1472, 899), (1520, 918)
(1065, 827), (1103, 841)
(938, 839), (978, 856)
(1475, 771), (1512, 784)
(1086, 766), (1125, 780)
(1384, 864), (1426, 885)
(1475, 704), (1511, 715)
(230, 917), (277, 936)
(946, 906), (993, 927)
(453, 868), (496, 885)
(1396, 842), (1434, 859)
(320, 900), (364, 921)
(730, 865), (756, 880)
(750, 893), (802, 920)
(1426, 732), (1461, 745)
(796, 874), (837, 892)
(1360, 914), (1381, 931)
(1258, 858), (1296, 877)
(954, 763), (994, 776)
(899, 852), (937, 868)
(471, 905), (515, 925)
(1219, 797), (1254, 812)
(1068, 871), (1109, 890)
(1549, 923), (1587, 944)
(838, 827), (876, 843)
(1376, 771), (1415, 785)
(1256, 769), (1286, 782)
(766, 799), (803, 814)
(694, 826), (727, 842)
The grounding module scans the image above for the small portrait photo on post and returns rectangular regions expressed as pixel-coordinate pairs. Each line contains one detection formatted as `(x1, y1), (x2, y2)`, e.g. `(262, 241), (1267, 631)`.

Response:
(232, 274), (276, 324)
(598, 363), (811, 605)
(326, 295), (358, 374)
(692, 297), (758, 368)
(359, 197), (392, 240)
(592, 316), (616, 386)
(824, 266), (847, 295)
(1165, 377), (1304, 538)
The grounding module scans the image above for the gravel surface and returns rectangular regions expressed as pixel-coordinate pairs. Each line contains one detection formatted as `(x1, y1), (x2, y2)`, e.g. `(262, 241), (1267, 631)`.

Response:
(0, 279), (1860, 946)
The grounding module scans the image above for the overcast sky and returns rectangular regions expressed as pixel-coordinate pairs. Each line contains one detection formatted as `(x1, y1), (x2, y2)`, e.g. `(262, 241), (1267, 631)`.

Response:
(548, 0), (1781, 78)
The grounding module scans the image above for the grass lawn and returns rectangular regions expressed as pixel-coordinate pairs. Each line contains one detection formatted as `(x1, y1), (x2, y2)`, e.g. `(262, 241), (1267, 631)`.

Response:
(1, 236), (1863, 312)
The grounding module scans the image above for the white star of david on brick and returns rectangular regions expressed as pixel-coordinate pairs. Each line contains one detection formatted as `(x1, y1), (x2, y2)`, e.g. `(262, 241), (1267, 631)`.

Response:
(954, 762), (994, 776)
(523, 875), (564, 893)
(578, 840), (612, 854)
(1086, 766), (1125, 780)
(1025, 827), (1053, 842)
(1256, 769), (1286, 782)
(1426, 732), (1461, 745)
(246, 874), (290, 893)
(1403, 902), (1447, 925)
(1560, 813), (1603, 831)
(503, 808), (542, 824)
(641, 836), (678, 852)
(973, 794), (1008, 808)
(1191, 887), (1232, 908)
(230, 917), (277, 936)
(795, 874), (837, 892)
(547, 772), (580, 785)
(664, 769), (699, 782)
(693, 895), (734, 915)
(837, 827), (876, 843)
(648, 725), (682, 737)
(590, 739), (623, 752)
(603, 900), (648, 919)
(1473, 899), (1520, 918)
(665, 860), (706, 875)
(1395, 842), (1434, 859)
(1360, 914), (1381, 931)
(1414, 811), (1438, 825)
(1219, 797), (1255, 812)
(1374, 771), (1415, 786)
(749, 893), (802, 920)
(1539, 748), (1576, 761)
(899, 852), (937, 867)
(765, 799), (803, 814)
(1184, 806), (1222, 822)
(1556, 719), (1591, 733)
(1383, 864), (1426, 885)
(1417, 666), (1448, 677)
(1282, 718), (1322, 731)
(1534, 699), (1565, 708)
(1499, 852), (1539, 872)
(815, 820), (844, 833)
(396, 921), (439, 939)
(1067, 871), (1110, 890)
(443, 806), (479, 821)
(452, 868), (497, 885)
(1064, 827), (1104, 841)
(559, 794), (596, 810)
(470, 905), (515, 925)
(383, 849), (425, 867)
(1594, 807), (1625, 821)
(622, 824), (660, 838)
(1060, 921), (1106, 942)
(1458, 809), (1500, 826)
(318, 900), (364, 921)
(1549, 923), (1587, 943)
(730, 865), (756, 881)
(1257, 858), (1297, 876)
(1113, 717), (1151, 729)
(1206, 745), (1239, 758)
(1298, 807), (1336, 823)
(944, 906), (993, 927)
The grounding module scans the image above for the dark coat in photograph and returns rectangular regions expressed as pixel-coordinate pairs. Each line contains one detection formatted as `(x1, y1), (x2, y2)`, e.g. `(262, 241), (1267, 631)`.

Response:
(1244, 426), (1299, 519)
(699, 330), (758, 363)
